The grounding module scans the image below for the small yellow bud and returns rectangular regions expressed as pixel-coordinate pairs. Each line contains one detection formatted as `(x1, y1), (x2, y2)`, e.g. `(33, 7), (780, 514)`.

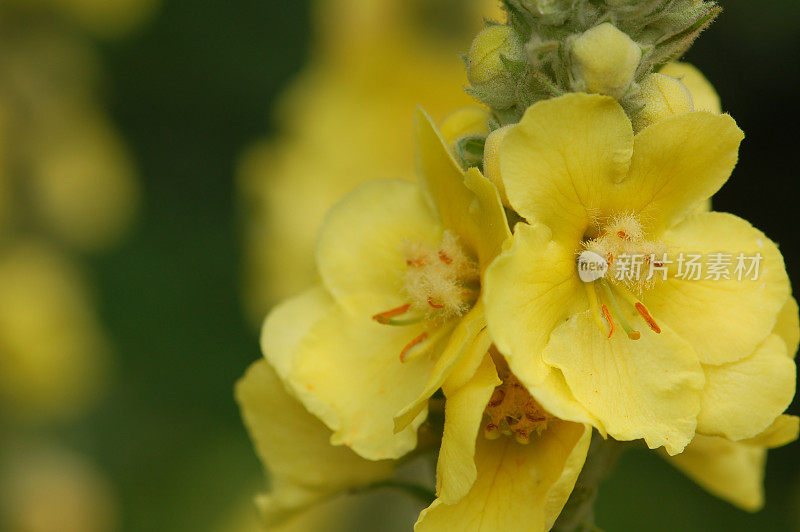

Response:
(439, 107), (490, 147)
(467, 26), (525, 108)
(467, 26), (525, 85)
(482, 125), (513, 206)
(571, 22), (641, 98)
(633, 72), (694, 131)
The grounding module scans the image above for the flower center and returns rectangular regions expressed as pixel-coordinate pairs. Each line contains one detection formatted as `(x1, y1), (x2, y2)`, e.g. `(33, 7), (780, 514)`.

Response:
(483, 355), (550, 445)
(578, 214), (664, 340)
(372, 230), (479, 361)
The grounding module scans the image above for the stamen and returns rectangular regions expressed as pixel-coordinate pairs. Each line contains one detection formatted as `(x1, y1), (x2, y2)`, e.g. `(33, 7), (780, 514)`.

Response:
(437, 250), (452, 264)
(635, 303), (661, 334)
(484, 423), (501, 440)
(427, 297), (445, 309)
(585, 282), (610, 336)
(612, 283), (662, 334)
(372, 304), (425, 326)
(399, 332), (429, 362)
(372, 304), (411, 324)
(514, 430), (531, 445)
(601, 304), (615, 339)
(599, 280), (640, 340)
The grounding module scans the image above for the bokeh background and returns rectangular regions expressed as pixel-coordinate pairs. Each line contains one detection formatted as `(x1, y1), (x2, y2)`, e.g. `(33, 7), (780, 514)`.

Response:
(1, 0), (799, 531)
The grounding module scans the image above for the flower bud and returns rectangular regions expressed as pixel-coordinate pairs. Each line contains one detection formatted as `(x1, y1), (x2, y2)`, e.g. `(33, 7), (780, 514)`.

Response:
(570, 22), (641, 98)
(467, 25), (526, 109)
(632, 73), (694, 131)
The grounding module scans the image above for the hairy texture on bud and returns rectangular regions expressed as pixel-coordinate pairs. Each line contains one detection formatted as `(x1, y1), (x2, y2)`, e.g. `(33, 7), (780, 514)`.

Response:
(466, 25), (526, 109)
(632, 73), (694, 131)
(570, 22), (642, 99)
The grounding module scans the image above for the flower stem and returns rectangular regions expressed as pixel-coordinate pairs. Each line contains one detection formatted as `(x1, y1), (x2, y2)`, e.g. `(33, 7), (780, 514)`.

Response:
(552, 433), (630, 532)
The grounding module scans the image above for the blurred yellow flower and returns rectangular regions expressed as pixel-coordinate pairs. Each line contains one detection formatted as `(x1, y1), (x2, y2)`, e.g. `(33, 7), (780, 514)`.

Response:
(484, 93), (795, 455)
(0, 443), (117, 532)
(239, 0), (503, 321)
(5, 0), (159, 37)
(0, 16), (139, 251)
(0, 241), (109, 422)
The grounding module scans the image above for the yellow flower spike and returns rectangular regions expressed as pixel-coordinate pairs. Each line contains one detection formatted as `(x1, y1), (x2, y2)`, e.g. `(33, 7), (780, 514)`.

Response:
(666, 415), (799, 512)
(416, 355), (592, 531)
(632, 72), (694, 132)
(484, 93), (794, 455)
(235, 360), (393, 526)
(570, 22), (642, 98)
(481, 124), (513, 206)
(261, 111), (509, 461)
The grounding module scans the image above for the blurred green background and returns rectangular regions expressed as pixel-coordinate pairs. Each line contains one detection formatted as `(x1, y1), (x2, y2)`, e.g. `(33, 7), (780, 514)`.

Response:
(25, 0), (800, 530)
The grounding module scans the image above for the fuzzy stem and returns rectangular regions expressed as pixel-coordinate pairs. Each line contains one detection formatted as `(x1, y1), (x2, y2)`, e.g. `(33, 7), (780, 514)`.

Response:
(552, 433), (630, 532)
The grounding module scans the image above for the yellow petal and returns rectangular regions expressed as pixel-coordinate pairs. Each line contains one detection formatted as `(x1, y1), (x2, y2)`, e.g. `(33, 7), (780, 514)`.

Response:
(262, 286), (334, 380)
(287, 305), (441, 460)
(435, 354), (500, 504)
(316, 179), (441, 312)
(438, 106), (490, 147)
(394, 301), (487, 433)
(527, 368), (605, 436)
(743, 415), (799, 448)
(645, 212), (790, 365)
(666, 434), (765, 512)
(500, 93), (633, 245)
(660, 62), (722, 114)
(235, 360), (393, 525)
(415, 109), (510, 269)
(542, 311), (704, 455)
(774, 296), (799, 358)
(614, 112), (743, 236)
(697, 334), (796, 441)
(441, 325), (493, 397)
(416, 421), (590, 532)
(484, 223), (586, 387)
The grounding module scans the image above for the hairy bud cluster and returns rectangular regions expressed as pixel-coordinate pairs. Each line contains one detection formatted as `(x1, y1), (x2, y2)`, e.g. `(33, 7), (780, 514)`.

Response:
(464, 0), (720, 126)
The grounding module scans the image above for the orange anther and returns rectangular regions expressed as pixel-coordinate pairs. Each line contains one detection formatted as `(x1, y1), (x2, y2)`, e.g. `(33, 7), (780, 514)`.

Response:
(372, 303), (411, 324)
(635, 303), (661, 334)
(438, 250), (453, 264)
(400, 332), (428, 362)
(601, 304), (615, 339)
(427, 298), (444, 309)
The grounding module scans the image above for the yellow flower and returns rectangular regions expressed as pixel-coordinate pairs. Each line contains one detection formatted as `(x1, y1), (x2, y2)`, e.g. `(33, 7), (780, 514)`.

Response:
(0, 241), (109, 422)
(484, 93), (796, 455)
(238, 0), (502, 319)
(667, 415), (799, 511)
(235, 359), (393, 525)
(416, 353), (592, 531)
(0, 443), (117, 532)
(5, 0), (160, 37)
(258, 110), (509, 460)
(0, 26), (139, 251)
